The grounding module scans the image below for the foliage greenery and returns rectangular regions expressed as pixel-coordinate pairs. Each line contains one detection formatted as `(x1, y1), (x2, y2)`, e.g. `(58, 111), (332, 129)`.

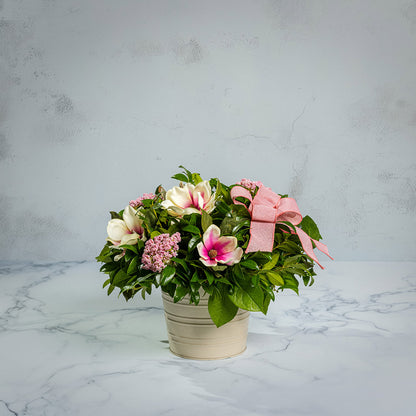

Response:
(96, 166), (325, 327)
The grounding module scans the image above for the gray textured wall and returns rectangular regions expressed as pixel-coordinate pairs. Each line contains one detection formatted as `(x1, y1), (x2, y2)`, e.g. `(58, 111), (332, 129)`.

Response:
(1, 0), (415, 262)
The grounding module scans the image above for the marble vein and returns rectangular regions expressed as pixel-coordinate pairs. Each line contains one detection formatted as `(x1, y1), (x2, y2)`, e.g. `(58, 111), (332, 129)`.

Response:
(0, 261), (414, 416)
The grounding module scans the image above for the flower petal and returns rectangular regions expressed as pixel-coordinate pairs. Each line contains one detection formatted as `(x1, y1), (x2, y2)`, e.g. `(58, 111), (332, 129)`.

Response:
(215, 235), (238, 255)
(200, 257), (217, 267)
(107, 219), (129, 242)
(194, 181), (211, 200)
(123, 205), (143, 234)
(202, 224), (221, 249)
(197, 241), (209, 260)
(203, 197), (216, 213)
(166, 185), (194, 209)
(120, 232), (140, 246)
(217, 247), (243, 265)
(182, 207), (201, 216)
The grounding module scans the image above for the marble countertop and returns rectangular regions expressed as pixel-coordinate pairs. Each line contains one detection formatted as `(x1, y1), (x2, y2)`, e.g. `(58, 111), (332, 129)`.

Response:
(0, 261), (414, 416)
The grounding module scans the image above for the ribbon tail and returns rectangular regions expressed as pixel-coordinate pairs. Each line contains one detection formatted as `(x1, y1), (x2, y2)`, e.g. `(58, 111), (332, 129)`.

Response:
(312, 238), (334, 261)
(295, 227), (325, 269)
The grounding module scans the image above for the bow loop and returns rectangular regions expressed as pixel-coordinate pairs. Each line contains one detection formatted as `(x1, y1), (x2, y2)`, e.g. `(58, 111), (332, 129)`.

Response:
(231, 185), (332, 269)
(275, 198), (302, 225)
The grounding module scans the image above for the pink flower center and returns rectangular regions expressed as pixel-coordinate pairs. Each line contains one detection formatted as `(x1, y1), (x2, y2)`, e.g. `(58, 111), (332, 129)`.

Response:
(208, 249), (218, 259)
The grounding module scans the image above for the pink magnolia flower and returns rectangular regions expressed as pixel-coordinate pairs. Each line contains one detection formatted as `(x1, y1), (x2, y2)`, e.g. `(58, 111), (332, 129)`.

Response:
(197, 224), (243, 267)
(161, 181), (215, 217)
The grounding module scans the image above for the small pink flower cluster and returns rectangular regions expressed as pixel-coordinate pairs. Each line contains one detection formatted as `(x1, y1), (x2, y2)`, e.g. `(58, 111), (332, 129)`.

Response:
(141, 232), (181, 273)
(129, 193), (157, 208)
(237, 178), (264, 192)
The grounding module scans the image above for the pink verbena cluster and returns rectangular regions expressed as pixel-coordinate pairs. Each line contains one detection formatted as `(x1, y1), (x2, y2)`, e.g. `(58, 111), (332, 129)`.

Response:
(141, 232), (181, 273)
(237, 178), (264, 192)
(129, 193), (157, 208)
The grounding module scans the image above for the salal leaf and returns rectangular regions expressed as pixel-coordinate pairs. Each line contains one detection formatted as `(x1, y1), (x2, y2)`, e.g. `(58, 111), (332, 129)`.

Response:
(112, 269), (129, 286)
(228, 287), (262, 312)
(192, 173), (203, 184)
(161, 265), (176, 285)
(204, 269), (215, 285)
(174, 285), (188, 302)
(240, 260), (259, 270)
(208, 285), (238, 327)
(299, 215), (322, 241)
(171, 173), (188, 182)
(262, 253), (280, 270)
(182, 224), (201, 235)
(266, 271), (284, 286)
(201, 210), (213, 232)
(127, 257), (138, 275)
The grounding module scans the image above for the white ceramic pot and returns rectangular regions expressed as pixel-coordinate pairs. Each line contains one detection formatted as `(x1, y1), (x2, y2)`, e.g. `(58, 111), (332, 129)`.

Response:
(162, 290), (249, 360)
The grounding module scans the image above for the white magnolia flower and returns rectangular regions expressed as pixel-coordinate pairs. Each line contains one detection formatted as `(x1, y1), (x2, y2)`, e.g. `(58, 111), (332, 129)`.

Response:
(161, 181), (216, 216)
(106, 205), (144, 247)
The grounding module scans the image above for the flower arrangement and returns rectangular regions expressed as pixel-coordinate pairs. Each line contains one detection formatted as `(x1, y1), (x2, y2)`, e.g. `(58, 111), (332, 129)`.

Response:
(96, 166), (332, 327)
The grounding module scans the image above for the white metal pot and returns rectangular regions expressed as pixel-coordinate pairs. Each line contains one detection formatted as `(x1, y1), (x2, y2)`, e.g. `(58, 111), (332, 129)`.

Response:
(162, 290), (249, 360)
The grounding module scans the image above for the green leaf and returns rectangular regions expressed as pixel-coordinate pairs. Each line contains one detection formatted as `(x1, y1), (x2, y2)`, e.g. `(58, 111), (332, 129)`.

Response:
(182, 224), (201, 235)
(192, 173), (203, 184)
(124, 250), (135, 262)
(143, 209), (157, 228)
(112, 269), (129, 286)
(161, 265), (176, 285)
(107, 284), (115, 295)
(283, 255), (302, 266)
(232, 266), (266, 313)
(110, 211), (122, 220)
(212, 265), (227, 272)
(300, 215), (322, 241)
(204, 269), (215, 285)
(119, 244), (139, 254)
(231, 219), (250, 234)
(201, 210), (213, 232)
(278, 221), (297, 233)
(174, 285), (188, 302)
(178, 165), (193, 182)
(102, 278), (110, 288)
(150, 231), (161, 238)
(127, 257), (138, 275)
(216, 199), (231, 215)
(190, 270), (199, 282)
(188, 235), (200, 252)
(98, 244), (110, 257)
(208, 285), (238, 327)
(220, 216), (236, 235)
(262, 253), (280, 270)
(228, 287), (262, 312)
(171, 257), (189, 272)
(96, 254), (113, 263)
(281, 274), (300, 294)
(240, 260), (259, 270)
(278, 241), (302, 254)
(171, 173), (188, 182)
(234, 196), (251, 207)
(266, 271), (284, 286)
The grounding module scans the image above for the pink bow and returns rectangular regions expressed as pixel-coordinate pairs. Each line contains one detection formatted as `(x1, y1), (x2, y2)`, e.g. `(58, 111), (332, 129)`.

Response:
(230, 186), (333, 269)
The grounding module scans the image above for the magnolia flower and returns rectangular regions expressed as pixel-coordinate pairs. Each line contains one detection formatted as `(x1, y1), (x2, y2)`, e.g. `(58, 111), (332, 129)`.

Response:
(107, 205), (144, 247)
(197, 224), (243, 267)
(161, 181), (216, 216)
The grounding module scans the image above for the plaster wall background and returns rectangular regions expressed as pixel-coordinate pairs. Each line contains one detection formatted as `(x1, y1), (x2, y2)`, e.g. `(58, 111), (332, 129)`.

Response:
(0, 0), (415, 262)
